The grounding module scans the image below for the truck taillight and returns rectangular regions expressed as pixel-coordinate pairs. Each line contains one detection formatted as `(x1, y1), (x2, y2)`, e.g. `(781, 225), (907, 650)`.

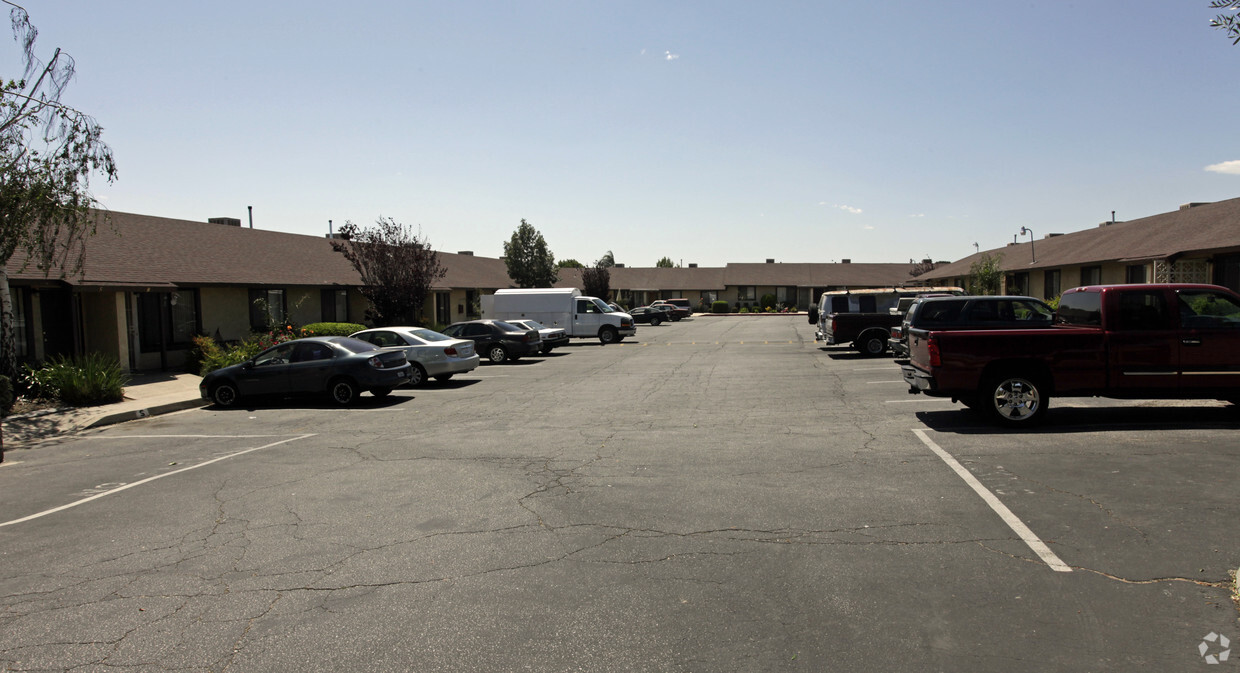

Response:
(830, 318), (837, 332)
(927, 335), (941, 367)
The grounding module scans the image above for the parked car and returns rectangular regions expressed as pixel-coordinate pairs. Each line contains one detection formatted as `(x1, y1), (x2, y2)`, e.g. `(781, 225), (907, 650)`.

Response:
(481, 288), (636, 344)
(441, 320), (542, 363)
(889, 295), (1053, 359)
(651, 300), (689, 320)
(200, 336), (411, 407)
(809, 286), (965, 356)
(505, 319), (570, 353)
(629, 306), (667, 326)
(660, 297), (694, 315)
(350, 326), (480, 386)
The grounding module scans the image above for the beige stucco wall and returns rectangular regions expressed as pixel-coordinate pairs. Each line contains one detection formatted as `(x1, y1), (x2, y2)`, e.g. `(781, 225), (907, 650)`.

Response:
(79, 292), (127, 366)
(200, 287), (253, 342)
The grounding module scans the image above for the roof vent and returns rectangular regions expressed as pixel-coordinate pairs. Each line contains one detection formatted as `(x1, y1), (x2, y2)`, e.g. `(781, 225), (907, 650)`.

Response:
(457, 251), (474, 256)
(766, 258), (775, 264)
(1044, 233), (1063, 239)
(1179, 202), (1212, 210)
(688, 263), (698, 268)
(208, 217), (241, 227)
(615, 263), (625, 268)
(841, 259), (851, 264)
(325, 233), (347, 240)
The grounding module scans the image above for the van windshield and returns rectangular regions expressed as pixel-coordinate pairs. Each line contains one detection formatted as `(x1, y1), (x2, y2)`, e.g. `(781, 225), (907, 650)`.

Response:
(591, 298), (614, 313)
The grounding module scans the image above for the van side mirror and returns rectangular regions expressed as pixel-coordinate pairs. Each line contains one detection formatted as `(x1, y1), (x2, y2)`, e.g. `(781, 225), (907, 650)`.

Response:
(808, 307), (819, 324)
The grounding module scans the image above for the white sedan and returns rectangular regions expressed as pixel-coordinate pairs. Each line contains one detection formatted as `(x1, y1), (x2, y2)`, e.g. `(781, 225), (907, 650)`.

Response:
(350, 327), (480, 386)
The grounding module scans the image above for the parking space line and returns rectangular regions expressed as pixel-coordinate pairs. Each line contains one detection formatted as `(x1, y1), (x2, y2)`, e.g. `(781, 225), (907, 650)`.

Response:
(912, 428), (1072, 573)
(0, 434), (317, 529)
(884, 399), (955, 404)
(868, 380), (907, 384)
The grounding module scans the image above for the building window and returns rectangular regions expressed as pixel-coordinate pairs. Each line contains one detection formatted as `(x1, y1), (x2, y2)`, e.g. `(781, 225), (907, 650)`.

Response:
(465, 289), (479, 318)
(1080, 266), (1102, 286)
(320, 289), (348, 322)
(9, 287), (28, 358)
(1043, 270), (1061, 298)
(249, 288), (286, 330)
(737, 286), (756, 302)
(702, 291), (718, 303)
(137, 290), (199, 353)
(1005, 272), (1029, 296)
(1125, 264), (1147, 284)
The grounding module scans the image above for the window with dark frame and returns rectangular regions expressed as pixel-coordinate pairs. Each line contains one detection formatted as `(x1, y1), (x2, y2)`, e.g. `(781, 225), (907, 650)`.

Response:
(1125, 264), (1147, 284)
(1044, 269), (1061, 298)
(249, 288), (287, 330)
(1080, 266), (1102, 286)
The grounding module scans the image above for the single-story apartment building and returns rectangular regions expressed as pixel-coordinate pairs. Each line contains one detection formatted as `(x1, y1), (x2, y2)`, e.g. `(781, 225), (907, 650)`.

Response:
(920, 199), (1240, 299)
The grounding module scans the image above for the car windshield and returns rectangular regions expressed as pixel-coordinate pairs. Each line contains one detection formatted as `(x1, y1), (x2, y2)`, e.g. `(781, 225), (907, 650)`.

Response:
(494, 321), (524, 332)
(408, 328), (451, 342)
(327, 336), (379, 353)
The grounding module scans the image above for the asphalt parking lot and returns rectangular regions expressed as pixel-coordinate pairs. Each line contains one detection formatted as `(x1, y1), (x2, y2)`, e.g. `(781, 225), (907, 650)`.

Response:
(1, 315), (1237, 672)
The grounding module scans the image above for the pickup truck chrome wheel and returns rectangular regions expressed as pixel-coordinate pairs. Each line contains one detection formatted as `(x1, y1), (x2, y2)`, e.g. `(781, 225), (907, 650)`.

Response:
(985, 375), (1047, 425)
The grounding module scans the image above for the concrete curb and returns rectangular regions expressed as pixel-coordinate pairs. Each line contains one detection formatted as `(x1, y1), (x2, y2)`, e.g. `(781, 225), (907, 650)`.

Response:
(85, 398), (208, 429)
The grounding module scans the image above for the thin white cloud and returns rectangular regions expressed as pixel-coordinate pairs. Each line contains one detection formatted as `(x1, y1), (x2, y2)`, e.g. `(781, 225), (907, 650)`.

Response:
(833, 204), (862, 214)
(862, 224), (875, 230)
(908, 213), (925, 218)
(1205, 160), (1240, 175)
(665, 51), (679, 61)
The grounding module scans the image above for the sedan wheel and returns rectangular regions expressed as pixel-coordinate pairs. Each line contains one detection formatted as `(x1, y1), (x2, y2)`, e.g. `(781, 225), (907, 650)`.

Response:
(211, 382), (240, 408)
(329, 378), (359, 406)
(408, 363), (427, 387)
(650, 316), (662, 326)
(488, 345), (508, 363)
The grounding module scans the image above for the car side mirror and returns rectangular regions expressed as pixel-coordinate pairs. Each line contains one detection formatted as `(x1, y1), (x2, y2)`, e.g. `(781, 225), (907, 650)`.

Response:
(243, 361), (254, 370)
(808, 307), (819, 324)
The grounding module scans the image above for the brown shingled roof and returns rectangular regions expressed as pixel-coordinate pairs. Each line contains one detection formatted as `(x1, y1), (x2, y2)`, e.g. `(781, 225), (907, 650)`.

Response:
(924, 197), (1240, 280)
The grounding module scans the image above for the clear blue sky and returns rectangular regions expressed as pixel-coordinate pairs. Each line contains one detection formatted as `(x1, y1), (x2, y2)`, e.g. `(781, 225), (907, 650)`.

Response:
(13, 1), (1240, 267)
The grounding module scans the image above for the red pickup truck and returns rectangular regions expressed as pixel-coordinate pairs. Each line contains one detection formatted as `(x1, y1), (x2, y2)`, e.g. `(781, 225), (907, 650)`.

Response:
(901, 284), (1240, 426)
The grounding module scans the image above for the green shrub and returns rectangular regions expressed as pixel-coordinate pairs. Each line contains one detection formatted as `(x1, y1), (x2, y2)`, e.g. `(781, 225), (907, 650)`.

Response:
(759, 293), (777, 310)
(739, 306), (750, 313)
(711, 300), (730, 314)
(0, 374), (13, 416)
(194, 335), (265, 375)
(301, 322), (367, 337)
(23, 354), (128, 406)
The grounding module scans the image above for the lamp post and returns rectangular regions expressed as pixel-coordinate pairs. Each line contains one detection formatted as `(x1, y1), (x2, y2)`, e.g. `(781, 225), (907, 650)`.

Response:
(1019, 226), (1035, 263)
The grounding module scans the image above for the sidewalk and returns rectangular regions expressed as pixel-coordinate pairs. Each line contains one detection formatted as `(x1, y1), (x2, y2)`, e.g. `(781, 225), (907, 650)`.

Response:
(2, 372), (206, 448)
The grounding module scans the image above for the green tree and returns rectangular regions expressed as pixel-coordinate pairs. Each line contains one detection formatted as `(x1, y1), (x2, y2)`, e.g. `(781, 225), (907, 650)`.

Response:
(581, 258), (611, 300)
(655, 256), (676, 268)
(966, 253), (1003, 296)
(556, 258), (584, 269)
(598, 250), (615, 268)
(503, 219), (558, 288)
(1212, 1), (1240, 43)
(1, 4), (117, 384)
(330, 217), (446, 325)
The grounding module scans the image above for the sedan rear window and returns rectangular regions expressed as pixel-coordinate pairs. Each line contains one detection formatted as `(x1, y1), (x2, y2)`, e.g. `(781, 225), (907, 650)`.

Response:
(409, 329), (451, 342)
(327, 336), (379, 353)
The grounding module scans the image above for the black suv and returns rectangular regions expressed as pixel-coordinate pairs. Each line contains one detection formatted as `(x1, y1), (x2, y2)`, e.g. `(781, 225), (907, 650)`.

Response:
(442, 320), (542, 363)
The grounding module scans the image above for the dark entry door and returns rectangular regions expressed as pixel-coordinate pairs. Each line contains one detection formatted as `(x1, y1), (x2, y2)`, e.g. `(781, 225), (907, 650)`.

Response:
(39, 289), (75, 359)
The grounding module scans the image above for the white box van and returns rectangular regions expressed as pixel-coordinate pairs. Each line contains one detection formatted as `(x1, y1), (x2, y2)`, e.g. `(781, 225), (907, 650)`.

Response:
(481, 288), (636, 344)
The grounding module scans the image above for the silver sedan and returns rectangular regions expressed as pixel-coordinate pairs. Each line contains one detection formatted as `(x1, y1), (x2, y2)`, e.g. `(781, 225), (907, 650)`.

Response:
(350, 327), (481, 386)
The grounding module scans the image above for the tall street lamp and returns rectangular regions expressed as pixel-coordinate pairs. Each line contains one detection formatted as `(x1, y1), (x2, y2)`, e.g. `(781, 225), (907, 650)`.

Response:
(1019, 226), (1035, 263)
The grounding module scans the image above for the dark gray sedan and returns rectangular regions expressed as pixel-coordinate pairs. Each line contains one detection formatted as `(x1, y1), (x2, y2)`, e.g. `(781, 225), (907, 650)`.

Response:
(199, 336), (411, 407)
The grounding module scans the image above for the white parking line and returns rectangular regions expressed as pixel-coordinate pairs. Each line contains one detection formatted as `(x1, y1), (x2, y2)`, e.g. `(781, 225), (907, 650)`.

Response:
(912, 429), (1072, 573)
(884, 399), (955, 404)
(867, 380), (907, 384)
(0, 434), (317, 529)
